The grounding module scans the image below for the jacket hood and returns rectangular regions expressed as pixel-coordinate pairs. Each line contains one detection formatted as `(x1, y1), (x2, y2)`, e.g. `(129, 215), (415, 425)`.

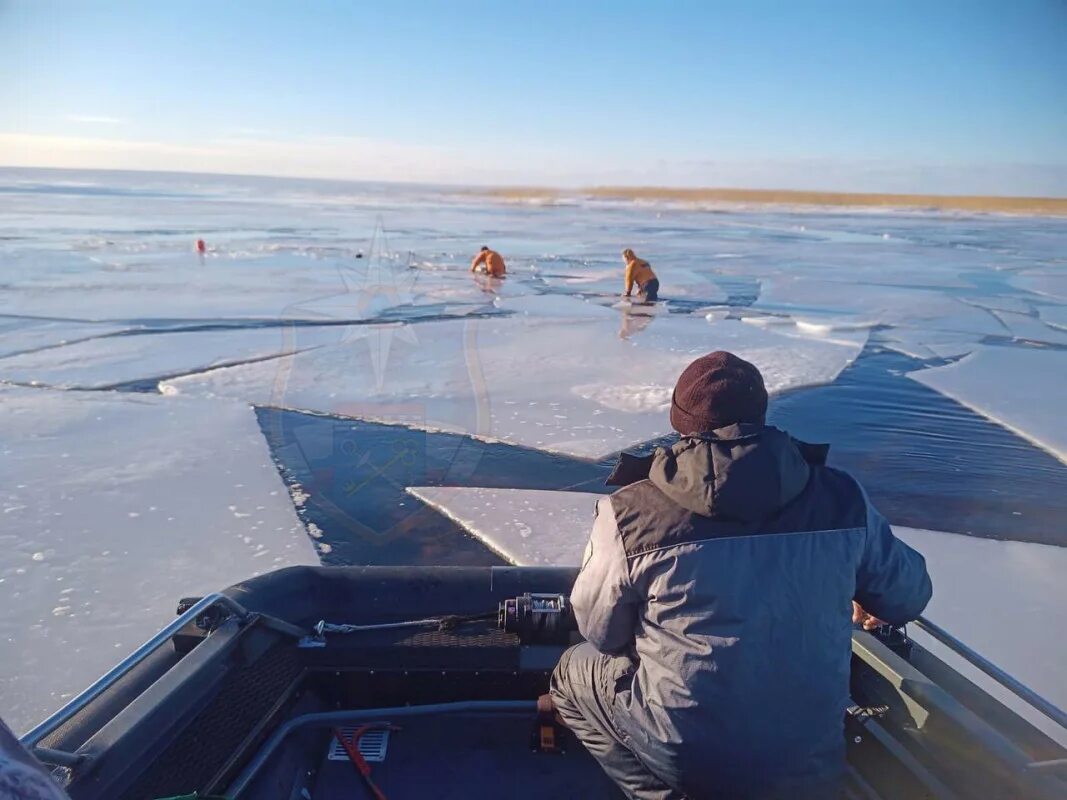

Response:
(642, 424), (823, 522)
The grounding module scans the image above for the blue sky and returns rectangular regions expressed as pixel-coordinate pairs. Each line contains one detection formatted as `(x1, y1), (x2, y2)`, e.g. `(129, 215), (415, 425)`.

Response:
(1, 1), (1065, 194)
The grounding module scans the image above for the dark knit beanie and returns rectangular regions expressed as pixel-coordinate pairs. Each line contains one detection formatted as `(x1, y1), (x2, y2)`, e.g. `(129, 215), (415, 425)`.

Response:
(669, 351), (768, 435)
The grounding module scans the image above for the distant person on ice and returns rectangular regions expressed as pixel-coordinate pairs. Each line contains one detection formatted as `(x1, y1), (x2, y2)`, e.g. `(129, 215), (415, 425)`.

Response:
(550, 351), (932, 800)
(622, 248), (658, 301)
(470, 246), (506, 277)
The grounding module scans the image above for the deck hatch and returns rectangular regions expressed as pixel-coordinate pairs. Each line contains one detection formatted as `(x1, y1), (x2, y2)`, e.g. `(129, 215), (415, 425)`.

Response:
(328, 725), (391, 762)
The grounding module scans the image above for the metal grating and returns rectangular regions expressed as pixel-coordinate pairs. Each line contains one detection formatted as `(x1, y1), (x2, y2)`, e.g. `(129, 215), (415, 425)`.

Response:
(119, 642), (302, 800)
(328, 724), (391, 763)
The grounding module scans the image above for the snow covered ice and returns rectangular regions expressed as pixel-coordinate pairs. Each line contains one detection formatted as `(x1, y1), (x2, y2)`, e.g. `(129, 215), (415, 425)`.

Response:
(0, 385), (316, 731)
(0, 327), (337, 390)
(407, 487), (595, 565)
(163, 312), (864, 458)
(2, 168), (1067, 734)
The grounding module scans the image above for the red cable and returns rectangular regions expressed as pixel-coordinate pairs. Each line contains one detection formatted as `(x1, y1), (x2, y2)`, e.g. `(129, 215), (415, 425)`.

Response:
(332, 725), (391, 800)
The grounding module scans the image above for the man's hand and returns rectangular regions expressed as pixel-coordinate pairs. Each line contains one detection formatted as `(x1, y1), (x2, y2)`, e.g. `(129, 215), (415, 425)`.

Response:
(852, 601), (886, 631)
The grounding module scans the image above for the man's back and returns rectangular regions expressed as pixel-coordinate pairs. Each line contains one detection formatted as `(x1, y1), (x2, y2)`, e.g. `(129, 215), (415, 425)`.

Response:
(571, 424), (932, 798)
(472, 248), (506, 277)
(624, 256), (655, 294)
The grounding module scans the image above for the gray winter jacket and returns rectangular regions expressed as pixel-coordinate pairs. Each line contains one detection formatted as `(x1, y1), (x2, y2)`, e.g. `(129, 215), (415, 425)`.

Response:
(571, 423), (932, 798)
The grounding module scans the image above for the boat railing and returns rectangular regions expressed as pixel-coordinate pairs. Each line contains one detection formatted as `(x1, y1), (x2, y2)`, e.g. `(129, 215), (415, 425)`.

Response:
(19, 593), (254, 750)
(912, 615), (1067, 731)
(18, 595), (1065, 771)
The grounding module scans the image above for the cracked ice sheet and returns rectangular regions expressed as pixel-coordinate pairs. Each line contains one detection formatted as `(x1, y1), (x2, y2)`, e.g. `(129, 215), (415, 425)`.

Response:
(3, 248), (505, 324)
(407, 487), (1067, 738)
(296, 264), (538, 320)
(492, 293), (619, 320)
(1015, 273), (1067, 303)
(753, 279), (1012, 361)
(534, 263), (724, 301)
(0, 318), (134, 359)
(872, 328), (983, 361)
(0, 249), (352, 321)
(3, 245), (531, 325)
(0, 326), (344, 390)
(909, 347), (1067, 464)
(756, 278), (1002, 334)
(164, 314), (865, 459)
(1037, 303), (1067, 332)
(988, 310), (1067, 346)
(0, 387), (317, 734)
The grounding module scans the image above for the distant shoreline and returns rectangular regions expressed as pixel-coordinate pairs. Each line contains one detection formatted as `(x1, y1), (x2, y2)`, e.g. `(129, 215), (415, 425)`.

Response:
(2, 165), (1064, 216)
(479, 186), (1067, 216)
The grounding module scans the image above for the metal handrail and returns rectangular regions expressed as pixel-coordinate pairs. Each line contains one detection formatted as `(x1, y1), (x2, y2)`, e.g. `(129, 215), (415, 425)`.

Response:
(20, 593), (251, 747)
(913, 615), (1067, 731)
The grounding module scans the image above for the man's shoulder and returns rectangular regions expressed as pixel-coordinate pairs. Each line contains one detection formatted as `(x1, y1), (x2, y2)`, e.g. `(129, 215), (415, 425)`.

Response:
(608, 478), (683, 516)
(809, 463), (867, 499)
(793, 464), (870, 530)
(608, 478), (669, 510)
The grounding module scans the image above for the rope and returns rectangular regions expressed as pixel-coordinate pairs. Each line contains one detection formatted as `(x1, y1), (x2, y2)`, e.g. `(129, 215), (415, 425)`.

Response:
(313, 611), (497, 638)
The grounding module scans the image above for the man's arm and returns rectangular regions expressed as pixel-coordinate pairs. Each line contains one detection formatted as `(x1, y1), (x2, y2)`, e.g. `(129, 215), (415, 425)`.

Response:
(623, 261), (634, 296)
(855, 501), (933, 626)
(571, 496), (639, 654)
(470, 251), (487, 272)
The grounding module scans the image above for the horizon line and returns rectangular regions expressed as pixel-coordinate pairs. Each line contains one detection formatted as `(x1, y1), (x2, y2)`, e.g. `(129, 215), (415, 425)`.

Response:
(3, 163), (1067, 214)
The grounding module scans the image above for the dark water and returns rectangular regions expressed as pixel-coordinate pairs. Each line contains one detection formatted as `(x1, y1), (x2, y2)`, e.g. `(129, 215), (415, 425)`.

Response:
(256, 407), (607, 566)
(259, 344), (1067, 565)
(769, 347), (1067, 545)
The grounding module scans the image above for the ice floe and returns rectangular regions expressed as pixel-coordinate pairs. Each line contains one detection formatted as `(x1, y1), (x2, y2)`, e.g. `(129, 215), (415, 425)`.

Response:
(987, 309), (1067, 346)
(492, 292), (619, 320)
(407, 487), (595, 565)
(0, 386), (317, 733)
(164, 314), (864, 459)
(1015, 272), (1067, 303)
(0, 327), (340, 389)
(758, 278), (1001, 333)
(0, 318), (132, 359)
(0, 249), (350, 321)
(1037, 303), (1067, 332)
(895, 527), (1067, 743)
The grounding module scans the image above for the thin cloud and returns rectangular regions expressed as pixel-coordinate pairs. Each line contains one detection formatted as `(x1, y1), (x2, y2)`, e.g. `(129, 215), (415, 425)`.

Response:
(224, 127), (281, 138)
(66, 115), (124, 125)
(0, 132), (476, 183)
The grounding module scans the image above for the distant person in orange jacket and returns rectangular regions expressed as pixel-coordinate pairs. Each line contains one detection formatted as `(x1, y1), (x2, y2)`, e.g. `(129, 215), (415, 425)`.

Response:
(470, 246), (506, 278)
(622, 248), (659, 301)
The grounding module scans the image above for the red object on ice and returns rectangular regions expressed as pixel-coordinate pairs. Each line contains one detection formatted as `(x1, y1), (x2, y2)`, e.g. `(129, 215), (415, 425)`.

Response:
(196, 239), (206, 253)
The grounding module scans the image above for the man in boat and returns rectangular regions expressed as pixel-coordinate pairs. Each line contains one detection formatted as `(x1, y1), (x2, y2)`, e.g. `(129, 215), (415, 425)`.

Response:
(550, 351), (932, 800)
(470, 245), (506, 277)
(622, 248), (659, 301)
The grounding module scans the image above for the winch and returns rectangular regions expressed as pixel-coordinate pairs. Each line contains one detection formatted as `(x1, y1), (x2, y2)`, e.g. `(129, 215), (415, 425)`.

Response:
(498, 593), (576, 644)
